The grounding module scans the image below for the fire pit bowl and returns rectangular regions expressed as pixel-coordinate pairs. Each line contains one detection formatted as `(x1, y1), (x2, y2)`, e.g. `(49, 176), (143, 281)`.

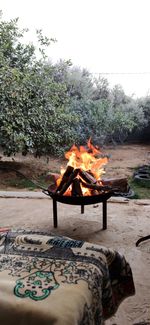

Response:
(43, 188), (113, 230)
(45, 189), (112, 205)
(43, 140), (128, 230)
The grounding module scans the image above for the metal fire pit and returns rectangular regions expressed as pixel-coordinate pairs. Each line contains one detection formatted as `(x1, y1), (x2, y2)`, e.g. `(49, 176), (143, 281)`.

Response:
(43, 189), (113, 230)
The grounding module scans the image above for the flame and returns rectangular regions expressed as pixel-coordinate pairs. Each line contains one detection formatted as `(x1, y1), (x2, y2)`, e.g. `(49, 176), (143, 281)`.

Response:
(65, 139), (108, 180)
(56, 139), (109, 196)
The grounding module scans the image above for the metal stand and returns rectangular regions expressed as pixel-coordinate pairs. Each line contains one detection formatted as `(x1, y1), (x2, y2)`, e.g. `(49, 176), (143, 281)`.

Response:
(53, 199), (58, 228)
(81, 205), (84, 214)
(136, 234), (150, 246)
(102, 200), (107, 230)
(52, 199), (108, 230)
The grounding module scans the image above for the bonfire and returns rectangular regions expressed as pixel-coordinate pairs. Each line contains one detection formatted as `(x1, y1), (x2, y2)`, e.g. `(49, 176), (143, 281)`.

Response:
(48, 139), (128, 197)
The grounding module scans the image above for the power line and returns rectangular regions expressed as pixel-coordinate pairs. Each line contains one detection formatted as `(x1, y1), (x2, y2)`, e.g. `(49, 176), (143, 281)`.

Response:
(91, 72), (150, 75)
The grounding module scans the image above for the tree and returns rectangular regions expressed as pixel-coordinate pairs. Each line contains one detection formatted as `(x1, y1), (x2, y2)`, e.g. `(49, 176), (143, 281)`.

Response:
(0, 14), (148, 158)
(0, 14), (77, 156)
(107, 86), (146, 143)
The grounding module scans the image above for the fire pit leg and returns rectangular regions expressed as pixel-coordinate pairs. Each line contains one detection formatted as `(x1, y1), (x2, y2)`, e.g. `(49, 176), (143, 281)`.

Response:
(53, 199), (58, 228)
(81, 205), (84, 214)
(102, 200), (107, 230)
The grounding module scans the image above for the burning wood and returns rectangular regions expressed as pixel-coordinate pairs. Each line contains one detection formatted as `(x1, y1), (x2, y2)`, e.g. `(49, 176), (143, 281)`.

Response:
(72, 178), (83, 196)
(56, 168), (80, 196)
(80, 179), (111, 192)
(56, 166), (74, 193)
(47, 139), (129, 197)
(79, 170), (97, 184)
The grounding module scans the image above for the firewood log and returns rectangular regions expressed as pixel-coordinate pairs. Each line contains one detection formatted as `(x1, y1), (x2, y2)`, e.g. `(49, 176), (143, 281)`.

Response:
(47, 183), (57, 193)
(57, 168), (80, 195)
(101, 178), (128, 192)
(45, 173), (60, 184)
(56, 166), (74, 193)
(79, 170), (97, 184)
(72, 178), (83, 196)
(80, 179), (112, 192)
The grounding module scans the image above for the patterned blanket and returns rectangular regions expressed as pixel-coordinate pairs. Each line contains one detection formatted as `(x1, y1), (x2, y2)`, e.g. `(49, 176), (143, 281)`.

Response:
(0, 230), (135, 325)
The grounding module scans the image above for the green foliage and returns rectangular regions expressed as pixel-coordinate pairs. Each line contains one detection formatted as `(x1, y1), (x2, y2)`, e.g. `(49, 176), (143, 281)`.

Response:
(3, 177), (37, 190)
(107, 86), (146, 143)
(68, 84), (146, 146)
(0, 14), (149, 158)
(0, 15), (76, 156)
(69, 98), (110, 145)
(137, 96), (150, 121)
(129, 178), (150, 199)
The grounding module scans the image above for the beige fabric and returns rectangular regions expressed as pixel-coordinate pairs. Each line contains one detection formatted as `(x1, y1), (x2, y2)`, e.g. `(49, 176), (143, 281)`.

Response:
(0, 231), (135, 325)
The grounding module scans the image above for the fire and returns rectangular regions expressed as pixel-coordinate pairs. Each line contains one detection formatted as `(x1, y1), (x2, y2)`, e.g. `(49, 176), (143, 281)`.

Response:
(56, 139), (109, 196)
(64, 139), (107, 179)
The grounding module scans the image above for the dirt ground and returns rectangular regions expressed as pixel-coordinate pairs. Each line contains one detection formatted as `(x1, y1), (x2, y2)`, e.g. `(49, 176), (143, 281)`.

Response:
(0, 144), (150, 324)
(0, 143), (150, 190)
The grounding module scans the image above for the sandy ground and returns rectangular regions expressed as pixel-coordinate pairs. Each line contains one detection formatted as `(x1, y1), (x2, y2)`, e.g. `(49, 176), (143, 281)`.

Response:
(1, 143), (150, 190)
(0, 144), (150, 324)
(0, 195), (150, 325)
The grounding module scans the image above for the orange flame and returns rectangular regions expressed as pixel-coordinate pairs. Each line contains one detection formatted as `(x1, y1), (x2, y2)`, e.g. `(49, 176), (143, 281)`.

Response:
(65, 139), (108, 179)
(56, 139), (109, 196)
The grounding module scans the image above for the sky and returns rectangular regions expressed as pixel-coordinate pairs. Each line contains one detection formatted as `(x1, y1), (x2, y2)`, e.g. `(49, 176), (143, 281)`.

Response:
(1, 0), (150, 98)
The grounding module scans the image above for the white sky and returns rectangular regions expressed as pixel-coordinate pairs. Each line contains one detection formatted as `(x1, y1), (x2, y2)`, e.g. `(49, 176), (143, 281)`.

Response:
(1, 0), (150, 98)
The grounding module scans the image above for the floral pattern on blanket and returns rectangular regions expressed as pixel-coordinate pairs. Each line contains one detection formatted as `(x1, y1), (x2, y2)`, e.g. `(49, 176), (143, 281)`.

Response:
(0, 230), (135, 325)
